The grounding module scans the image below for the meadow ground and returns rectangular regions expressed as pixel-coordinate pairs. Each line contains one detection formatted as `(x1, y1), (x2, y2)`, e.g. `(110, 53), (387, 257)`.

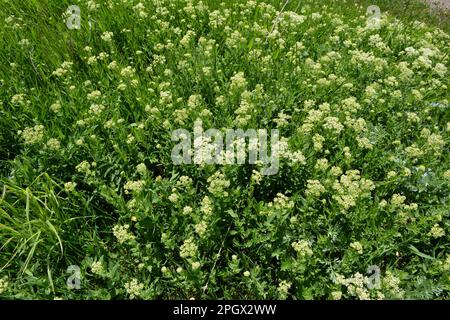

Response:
(0, 0), (449, 299)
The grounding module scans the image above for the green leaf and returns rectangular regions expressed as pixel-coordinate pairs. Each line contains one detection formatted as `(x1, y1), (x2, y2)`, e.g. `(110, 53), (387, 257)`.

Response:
(409, 245), (435, 260)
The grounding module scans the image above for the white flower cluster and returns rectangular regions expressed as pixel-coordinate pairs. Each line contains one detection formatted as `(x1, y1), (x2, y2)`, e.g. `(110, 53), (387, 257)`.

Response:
(11, 93), (27, 105)
(76, 161), (93, 175)
(101, 31), (114, 42)
(18, 125), (44, 145)
(305, 179), (326, 197)
(112, 224), (135, 244)
(270, 193), (294, 210)
(136, 163), (147, 175)
(335, 273), (371, 300)
(0, 277), (9, 294)
(46, 138), (60, 151)
(52, 61), (73, 77)
(428, 224), (445, 238)
(177, 175), (193, 187)
(87, 90), (102, 100)
(194, 221), (207, 237)
(383, 271), (403, 297)
(200, 196), (213, 216)
(277, 280), (292, 298)
(91, 260), (104, 275)
(350, 241), (363, 254)
(124, 278), (144, 299)
(207, 171), (230, 196)
(64, 182), (76, 192)
(180, 238), (198, 258)
(332, 170), (375, 210)
(291, 240), (313, 257)
(124, 180), (145, 194)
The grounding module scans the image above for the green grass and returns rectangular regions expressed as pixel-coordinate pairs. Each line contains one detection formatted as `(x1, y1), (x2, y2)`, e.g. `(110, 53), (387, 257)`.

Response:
(0, 0), (449, 299)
